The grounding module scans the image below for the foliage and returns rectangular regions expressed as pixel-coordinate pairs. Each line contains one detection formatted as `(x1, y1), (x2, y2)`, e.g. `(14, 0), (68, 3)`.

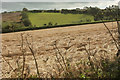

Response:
(60, 5), (120, 21)
(22, 18), (32, 26)
(48, 22), (53, 26)
(84, 6), (100, 17)
(23, 8), (28, 12)
(21, 12), (29, 19)
(2, 20), (116, 33)
(21, 12), (32, 26)
(2, 22), (23, 32)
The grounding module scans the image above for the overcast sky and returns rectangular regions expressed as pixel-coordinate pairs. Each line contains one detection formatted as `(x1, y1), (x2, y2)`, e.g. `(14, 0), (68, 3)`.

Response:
(1, 0), (115, 2)
(1, 0), (120, 13)
(1, 0), (119, 5)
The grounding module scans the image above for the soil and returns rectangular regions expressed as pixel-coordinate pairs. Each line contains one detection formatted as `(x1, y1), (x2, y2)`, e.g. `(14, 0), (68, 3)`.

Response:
(2, 12), (21, 22)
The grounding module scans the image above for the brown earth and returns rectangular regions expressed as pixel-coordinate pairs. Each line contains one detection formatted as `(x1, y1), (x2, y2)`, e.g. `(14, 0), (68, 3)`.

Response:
(1, 22), (118, 78)
(2, 12), (21, 22)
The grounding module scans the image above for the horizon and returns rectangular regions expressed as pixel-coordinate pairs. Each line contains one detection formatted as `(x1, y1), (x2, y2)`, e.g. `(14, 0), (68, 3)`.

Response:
(1, 2), (119, 13)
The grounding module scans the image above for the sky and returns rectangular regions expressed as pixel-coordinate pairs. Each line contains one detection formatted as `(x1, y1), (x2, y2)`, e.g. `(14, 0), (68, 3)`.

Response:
(119, 1), (120, 7)
(1, 0), (120, 13)
(1, 0), (119, 6)
(1, 0), (116, 2)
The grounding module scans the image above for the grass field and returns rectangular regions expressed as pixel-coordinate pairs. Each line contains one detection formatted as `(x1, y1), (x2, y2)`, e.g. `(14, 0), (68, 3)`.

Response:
(28, 12), (94, 27)
(2, 12), (116, 33)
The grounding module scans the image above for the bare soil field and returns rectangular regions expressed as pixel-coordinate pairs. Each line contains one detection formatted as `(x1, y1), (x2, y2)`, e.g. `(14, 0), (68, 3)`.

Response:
(1, 22), (118, 78)
(2, 12), (21, 22)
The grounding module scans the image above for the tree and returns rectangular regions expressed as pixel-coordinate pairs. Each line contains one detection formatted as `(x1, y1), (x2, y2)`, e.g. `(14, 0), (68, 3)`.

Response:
(21, 11), (31, 26)
(86, 7), (100, 17)
(22, 18), (32, 26)
(21, 12), (28, 19)
(23, 8), (28, 12)
(94, 10), (104, 21)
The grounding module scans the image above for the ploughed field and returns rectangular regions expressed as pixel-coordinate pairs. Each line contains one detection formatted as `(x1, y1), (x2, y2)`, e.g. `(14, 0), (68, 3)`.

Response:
(1, 22), (118, 78)
(2, 12), (21, 22)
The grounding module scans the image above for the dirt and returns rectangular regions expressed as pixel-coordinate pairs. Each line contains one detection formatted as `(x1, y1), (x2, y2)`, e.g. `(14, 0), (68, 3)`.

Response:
(2, 12), (21, 22)
(1, 22), (118, 78)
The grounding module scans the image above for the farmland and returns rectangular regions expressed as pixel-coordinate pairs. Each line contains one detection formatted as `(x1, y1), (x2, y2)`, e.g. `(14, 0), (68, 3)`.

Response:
(2, 12), (95, 33)
(2, 22), (119, 78)
(2, 12), (21, 23)
(1, 4), (120, 78)
(2, 11), (116, 33)
(2, 12), (22, 28)
(2, 5), (120, 33)
(28, 13), (94, 27)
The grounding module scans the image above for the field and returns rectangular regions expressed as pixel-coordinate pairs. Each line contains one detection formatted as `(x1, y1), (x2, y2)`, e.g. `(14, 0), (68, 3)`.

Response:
(2, 12), (21, 23)
(1, 22), (119, 78)
(28, 13), (94, 27)
(2, 12), (21, 27)
(2, 12), (24, 31)
(2, 12), (115, 33)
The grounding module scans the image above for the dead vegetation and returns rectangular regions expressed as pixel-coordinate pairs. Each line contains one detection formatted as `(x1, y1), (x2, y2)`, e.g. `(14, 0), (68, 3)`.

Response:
(1, 22), (120, 78)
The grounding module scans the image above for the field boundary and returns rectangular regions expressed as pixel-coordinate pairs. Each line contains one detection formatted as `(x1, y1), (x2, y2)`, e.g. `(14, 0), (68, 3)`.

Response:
(1, 20), (119, 33)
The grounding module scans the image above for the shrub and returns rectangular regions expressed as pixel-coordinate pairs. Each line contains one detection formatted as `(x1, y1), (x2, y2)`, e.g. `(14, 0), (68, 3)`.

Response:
(48, 22), (53, 26)
(44, 24), (47, 26)
(23, 8), (28, 12)
(2, 22), (23, 32)
(55, 23), (58, 26)
(22, 18), (32, 26)
(21, 12), (32, 26)
(86, 19), (91, 22)
(21, 12), (28, 19)
(80, 20), (83, 22)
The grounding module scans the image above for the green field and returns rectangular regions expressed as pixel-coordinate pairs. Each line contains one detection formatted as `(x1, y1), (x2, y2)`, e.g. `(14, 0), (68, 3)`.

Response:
(2, 12), (116, 33)
(28, 13), (94, 27)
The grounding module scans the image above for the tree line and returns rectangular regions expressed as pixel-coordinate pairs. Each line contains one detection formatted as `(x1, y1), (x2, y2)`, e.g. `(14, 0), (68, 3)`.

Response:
(21, 10), (32, 26)
(25, 5), (120, 21)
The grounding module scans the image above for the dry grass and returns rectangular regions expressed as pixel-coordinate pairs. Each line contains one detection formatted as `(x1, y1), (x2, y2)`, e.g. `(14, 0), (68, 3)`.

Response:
(1, 22), (119, 78)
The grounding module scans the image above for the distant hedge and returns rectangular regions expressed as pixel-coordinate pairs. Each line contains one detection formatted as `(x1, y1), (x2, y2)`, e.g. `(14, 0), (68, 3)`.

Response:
(2, 20), (118, 33)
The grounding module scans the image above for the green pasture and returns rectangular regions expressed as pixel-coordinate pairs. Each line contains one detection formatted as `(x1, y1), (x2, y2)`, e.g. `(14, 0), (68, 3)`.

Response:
(27, 12), (94, 27)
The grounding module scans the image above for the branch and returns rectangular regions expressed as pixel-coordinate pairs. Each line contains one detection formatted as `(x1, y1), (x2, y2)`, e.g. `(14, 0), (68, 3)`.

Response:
(21, 33), (26, 78)
(2, 56), (14, 71)
(25, 36), (40, 78)
(102, 20), (119, 50)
